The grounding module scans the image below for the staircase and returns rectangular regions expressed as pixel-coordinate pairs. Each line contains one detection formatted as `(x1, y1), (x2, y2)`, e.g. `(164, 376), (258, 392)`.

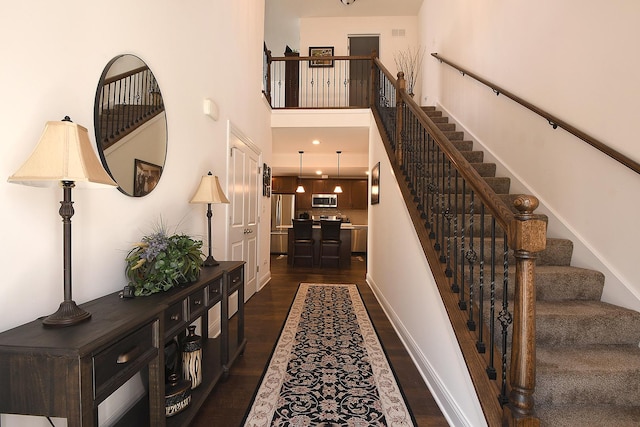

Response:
(422, 106), (640, 426)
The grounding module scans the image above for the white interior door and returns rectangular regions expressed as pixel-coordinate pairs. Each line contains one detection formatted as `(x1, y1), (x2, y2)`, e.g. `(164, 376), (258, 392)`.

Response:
(228, 126), (260, 304)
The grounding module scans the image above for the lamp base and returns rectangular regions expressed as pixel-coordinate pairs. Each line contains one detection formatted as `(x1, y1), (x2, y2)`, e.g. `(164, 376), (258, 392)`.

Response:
(42, 300), (91, 328)
(203, 255), (220, 267)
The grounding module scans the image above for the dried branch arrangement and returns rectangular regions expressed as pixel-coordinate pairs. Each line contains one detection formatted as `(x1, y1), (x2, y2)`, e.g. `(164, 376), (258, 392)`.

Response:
(393, 46), (425, 97)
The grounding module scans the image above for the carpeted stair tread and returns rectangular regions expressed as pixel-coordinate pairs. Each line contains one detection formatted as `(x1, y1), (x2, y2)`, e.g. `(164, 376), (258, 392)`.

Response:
(536, 301), (640, 346)
(473, 265), (605, 302)
(466, 237), (573, 266)
(536, 345), (640, 406)
(535, 404), (640, 427)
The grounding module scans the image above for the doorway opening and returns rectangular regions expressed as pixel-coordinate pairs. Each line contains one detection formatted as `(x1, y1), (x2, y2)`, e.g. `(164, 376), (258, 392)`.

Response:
(348, 35), (380, 107)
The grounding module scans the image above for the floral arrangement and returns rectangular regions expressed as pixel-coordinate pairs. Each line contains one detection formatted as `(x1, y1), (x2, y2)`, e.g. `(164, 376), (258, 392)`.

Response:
(125, 224), (204, 296)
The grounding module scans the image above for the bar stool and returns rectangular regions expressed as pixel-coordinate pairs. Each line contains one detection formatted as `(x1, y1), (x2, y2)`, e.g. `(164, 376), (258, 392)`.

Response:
(319, 220), (342, 267)
(292, 219), (314, 267)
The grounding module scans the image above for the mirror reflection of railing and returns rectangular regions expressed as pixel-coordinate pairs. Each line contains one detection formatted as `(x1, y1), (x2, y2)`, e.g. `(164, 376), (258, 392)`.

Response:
(264, 53), (376, 109)
(97, 65), (165, 150)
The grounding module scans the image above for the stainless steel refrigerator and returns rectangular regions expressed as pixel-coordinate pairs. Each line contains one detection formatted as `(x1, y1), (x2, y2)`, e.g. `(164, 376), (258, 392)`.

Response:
(270, 194), (295, 254)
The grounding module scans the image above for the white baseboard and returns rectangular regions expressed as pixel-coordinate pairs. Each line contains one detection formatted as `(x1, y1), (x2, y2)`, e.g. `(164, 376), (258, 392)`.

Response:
(365, 273), (478, 427)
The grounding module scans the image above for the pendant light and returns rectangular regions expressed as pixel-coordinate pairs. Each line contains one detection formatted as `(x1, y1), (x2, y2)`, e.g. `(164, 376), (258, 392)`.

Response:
(333, 150), (343, 193)
(296, 151), (305, 193)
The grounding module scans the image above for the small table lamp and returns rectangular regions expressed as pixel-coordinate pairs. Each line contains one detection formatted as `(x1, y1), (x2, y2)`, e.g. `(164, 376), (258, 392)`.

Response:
(190, 172), (230, 266)
(8, 117), (117, 327)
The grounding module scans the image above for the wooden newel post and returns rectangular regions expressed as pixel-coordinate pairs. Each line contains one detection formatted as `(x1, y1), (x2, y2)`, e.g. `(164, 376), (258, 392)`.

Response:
(505, 195), (546, 427)
(396, 71), (406, 166)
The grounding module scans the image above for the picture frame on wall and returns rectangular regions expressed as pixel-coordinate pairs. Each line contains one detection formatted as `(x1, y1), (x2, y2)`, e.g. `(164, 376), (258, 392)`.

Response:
(309, 46), (334, 68)
(134, 159), (162, 197)
(371, 162), (380, 205)
(263, 163), (271, 197)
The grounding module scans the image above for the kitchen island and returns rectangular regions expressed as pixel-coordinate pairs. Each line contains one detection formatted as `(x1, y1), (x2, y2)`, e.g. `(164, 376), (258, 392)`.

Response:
(286, 224), (353, 267)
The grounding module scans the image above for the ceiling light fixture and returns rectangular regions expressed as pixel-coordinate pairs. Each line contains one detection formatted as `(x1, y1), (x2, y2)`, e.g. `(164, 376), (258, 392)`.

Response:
(333, 151), (343, 194)
(296, 151), (305, 193)
(340, 0), (355, 5)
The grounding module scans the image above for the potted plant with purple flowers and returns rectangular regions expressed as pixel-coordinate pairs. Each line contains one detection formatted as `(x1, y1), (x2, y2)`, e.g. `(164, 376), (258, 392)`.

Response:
(125, 223), (204, 296)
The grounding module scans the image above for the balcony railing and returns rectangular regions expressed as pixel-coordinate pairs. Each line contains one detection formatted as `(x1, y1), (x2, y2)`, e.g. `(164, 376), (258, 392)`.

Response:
(263, 46), (376, 109)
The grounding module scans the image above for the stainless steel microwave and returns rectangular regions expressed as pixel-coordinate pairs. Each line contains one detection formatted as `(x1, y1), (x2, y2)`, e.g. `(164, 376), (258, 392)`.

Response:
(312, 194), (338, 208)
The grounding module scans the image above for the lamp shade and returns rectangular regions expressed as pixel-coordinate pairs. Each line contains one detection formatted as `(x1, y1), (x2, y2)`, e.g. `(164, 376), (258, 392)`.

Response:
(190, 173), (230, 204)
(8, 119), (116, 188)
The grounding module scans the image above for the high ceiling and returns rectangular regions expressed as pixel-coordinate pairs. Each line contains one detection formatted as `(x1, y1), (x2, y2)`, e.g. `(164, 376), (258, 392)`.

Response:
(267, 0), (423, 178)
(268, 0), (424, 19)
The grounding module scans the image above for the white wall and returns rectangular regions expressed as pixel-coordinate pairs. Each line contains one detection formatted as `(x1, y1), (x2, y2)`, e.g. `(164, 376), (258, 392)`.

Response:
(300, 16), (420, 86)
(0, 1), (271, 425)
(420, 0), (640, 311)
(367, 115), (487, 427)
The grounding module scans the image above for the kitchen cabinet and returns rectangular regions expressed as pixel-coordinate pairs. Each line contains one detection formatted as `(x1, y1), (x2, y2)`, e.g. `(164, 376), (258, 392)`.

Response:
(0, 261), (245, 427)
(350, 179), (369, 209)
(287, 178), (368, 210)
(271, 176), (297, 194)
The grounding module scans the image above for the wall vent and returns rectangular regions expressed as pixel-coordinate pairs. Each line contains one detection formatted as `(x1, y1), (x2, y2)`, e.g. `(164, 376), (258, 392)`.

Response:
(392, 29), (406, 37)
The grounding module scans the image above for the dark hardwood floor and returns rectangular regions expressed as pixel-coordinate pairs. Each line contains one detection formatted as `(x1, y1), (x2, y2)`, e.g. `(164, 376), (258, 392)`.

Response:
(190, 254), (449, 426)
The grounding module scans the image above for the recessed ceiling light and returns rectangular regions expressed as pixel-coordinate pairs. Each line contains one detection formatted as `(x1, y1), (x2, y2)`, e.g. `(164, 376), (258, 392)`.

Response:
(312, 140), (320, 145)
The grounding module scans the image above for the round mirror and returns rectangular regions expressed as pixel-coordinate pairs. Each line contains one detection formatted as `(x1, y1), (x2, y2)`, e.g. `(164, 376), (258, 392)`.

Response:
(94, 54), (167, 197)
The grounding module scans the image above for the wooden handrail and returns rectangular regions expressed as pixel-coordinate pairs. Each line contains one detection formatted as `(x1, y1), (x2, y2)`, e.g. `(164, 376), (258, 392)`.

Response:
(432, 53), (640, 175)
(372, 58), (546, 426)
(374, 58), (517, 233)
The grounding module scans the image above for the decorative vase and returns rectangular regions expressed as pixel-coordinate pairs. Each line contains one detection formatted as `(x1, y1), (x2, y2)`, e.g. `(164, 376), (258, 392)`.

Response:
(181, 325), (202, 389)
(164, 373), (191, 417)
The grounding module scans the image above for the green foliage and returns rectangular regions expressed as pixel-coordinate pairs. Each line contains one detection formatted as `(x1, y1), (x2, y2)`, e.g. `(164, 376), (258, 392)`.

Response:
(125, 228), (204, 296)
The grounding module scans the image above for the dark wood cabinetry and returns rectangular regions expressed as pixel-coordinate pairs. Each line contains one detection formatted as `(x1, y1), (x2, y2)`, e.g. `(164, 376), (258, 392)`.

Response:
(273, 177), (368, 211)
(271, 176), (297, 194)
(350, 179), (369, 209)
(0, 261), (245, 427)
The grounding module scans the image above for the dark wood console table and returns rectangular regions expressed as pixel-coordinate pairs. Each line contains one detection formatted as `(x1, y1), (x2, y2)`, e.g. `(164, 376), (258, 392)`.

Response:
(0, 261), (245, 427)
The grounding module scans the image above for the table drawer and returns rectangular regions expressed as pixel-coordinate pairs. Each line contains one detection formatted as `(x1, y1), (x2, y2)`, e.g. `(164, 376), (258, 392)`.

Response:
(207, 277), (223, 306)
(189, 288), (206, 318)
(165, 300), (186, 339)
(94, 322), (155, 401)
(228, 267), (243, 293)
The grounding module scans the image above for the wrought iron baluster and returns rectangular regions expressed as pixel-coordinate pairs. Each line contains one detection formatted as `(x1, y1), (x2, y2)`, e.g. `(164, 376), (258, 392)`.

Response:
(444, 157), (454, 276)
(451, 170), (460, 293)
(486, 217), (497, 380)
(458, 179), (467, 300)
(499, 232), (512, 405)
(476, 202), (486, 353)
(465, 191), (476, 328)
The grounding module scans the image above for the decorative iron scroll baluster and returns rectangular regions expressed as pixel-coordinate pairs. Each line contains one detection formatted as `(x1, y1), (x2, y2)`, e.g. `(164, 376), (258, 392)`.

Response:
(465, 191), (476, 329)
(476, 202), (486, 353)
(499, 233), (512, 405)
(486, 217), (497, 380)
(458, 179), (467, 298)
(444, 158), (453, 277)
(451, 169), (460, 293)
(439, 153), (447, 261)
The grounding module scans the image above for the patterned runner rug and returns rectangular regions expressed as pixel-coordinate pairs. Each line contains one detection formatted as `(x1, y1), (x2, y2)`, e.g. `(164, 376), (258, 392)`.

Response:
(244, 283), (415, 427)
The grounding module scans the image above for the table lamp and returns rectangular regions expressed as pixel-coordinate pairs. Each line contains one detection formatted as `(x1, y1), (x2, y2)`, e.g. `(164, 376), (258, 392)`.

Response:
(190, 172), (230, 266)
(8, 116), (117, 327)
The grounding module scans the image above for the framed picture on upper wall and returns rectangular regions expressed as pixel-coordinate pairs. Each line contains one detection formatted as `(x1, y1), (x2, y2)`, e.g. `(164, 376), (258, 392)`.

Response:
(134, 159), (162, 197)
(309, 46), (334, 68)
(371, 162), (380, 205)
